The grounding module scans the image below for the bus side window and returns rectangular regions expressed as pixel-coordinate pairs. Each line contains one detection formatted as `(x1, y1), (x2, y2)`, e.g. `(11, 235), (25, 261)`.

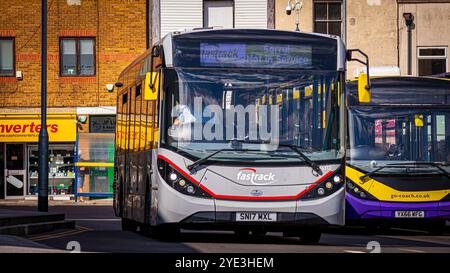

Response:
(140, 84), (147, 151)
(135, 84), (142, 152)
(146, 100), (155, 149)
(130, 86), (136, 153)
(124, 89), (130, 155)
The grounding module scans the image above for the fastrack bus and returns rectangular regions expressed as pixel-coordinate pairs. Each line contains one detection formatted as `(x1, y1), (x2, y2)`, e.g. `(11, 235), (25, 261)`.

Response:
(346, 74), (450, 232)
(113, 29), (365, 243)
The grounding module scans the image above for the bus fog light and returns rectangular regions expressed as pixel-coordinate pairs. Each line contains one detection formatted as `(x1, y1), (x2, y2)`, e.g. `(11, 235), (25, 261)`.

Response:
(169, 173), (178, 181)
(186, 185), (195, 194)
(360, 192), (367, 198)
(347, 182), (355, 189)
(317, 187), (325, 195)
(325, 182), (333, 189)
(178, 179), (186, 187)
(353, 187), (359, 193)
(333, 175), (342, 183)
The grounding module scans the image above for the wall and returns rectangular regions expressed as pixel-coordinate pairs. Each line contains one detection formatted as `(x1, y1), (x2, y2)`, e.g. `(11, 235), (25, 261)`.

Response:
(0, 0), (147, 108)
(275, 0), (398, 78)
(399, 2), (450, 76)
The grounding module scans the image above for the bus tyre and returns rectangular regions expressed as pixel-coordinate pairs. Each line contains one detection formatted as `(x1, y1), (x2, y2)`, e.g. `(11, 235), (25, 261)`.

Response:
(298, 229), (322, 245)
(121, 218), (138, 232)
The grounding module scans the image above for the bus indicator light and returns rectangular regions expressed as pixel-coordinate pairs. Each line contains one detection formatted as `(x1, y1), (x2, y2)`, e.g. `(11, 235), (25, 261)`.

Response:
(178, 179), (186, 187)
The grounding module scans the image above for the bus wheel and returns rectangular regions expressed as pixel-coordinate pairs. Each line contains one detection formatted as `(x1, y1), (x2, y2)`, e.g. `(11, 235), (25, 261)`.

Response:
(121, 218), (138, 232)
(298, 228), (322, 245)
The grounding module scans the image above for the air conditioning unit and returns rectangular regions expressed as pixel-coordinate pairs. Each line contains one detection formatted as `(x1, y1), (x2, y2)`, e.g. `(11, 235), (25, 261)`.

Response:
(353, 66), (401, 78)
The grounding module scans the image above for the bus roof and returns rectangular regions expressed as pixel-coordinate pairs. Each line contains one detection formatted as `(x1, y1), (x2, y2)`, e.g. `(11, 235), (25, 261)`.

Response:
(347, 76), (450, 106)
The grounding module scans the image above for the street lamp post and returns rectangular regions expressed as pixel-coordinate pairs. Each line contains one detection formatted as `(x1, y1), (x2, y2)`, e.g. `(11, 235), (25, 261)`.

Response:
(286, 0), (303, 32)
(38, 0), (49, 212)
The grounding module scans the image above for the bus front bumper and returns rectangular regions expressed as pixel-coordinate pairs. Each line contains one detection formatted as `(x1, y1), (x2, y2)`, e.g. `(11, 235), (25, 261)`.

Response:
(346, 193), (450, 220)
(157, 184), (344, 227)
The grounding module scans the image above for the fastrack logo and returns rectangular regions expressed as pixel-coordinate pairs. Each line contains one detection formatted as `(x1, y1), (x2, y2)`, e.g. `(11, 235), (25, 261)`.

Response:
(0, 123), (58, 134)
(236, 168), (276, 185)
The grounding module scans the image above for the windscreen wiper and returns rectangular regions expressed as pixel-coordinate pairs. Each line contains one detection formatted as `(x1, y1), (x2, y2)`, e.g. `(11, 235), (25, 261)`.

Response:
(232, 140), (323, 176)
(186, 148), (251, 171)
(360, 162), (450, 182)
(411, 162), (450, 179)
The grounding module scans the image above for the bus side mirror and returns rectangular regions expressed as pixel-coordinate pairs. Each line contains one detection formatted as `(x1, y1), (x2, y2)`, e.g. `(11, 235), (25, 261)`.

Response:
(144, 71), (159, 101)
(414, 114), (424, 127)
(358, 73), (371, 103)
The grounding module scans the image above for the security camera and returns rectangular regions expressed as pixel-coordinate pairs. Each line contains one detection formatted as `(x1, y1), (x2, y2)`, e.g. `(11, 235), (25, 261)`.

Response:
(286, 5), (292, 15)
(105, 84), (114, 92)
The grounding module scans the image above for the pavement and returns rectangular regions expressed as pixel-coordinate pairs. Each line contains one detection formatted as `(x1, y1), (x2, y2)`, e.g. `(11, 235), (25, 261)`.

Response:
(0, 235), (66, 253)
(0, 201), (449, 253)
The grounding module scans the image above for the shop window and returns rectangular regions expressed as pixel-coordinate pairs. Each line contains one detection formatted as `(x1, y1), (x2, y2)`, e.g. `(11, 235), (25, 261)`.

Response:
(418, 47), (448, 76)
(313, 1), (342, 36)
(28, 145), (75, 196)
(0, 38), (15, 76)
(60, 38), (95, 76)
(203, 0), (234, 29)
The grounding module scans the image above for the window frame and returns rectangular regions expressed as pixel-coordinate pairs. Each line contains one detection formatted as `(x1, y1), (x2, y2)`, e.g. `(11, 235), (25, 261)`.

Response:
(313, 0), (342, 37)
(417, 46), (448, 76)
(202, 0), (235, 29)
(59, 37), (96, 77)
(0, 37), (16, 77)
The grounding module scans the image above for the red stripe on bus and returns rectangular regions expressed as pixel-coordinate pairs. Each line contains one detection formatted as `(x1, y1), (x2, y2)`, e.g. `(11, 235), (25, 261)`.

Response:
(157, 154), (334, 201)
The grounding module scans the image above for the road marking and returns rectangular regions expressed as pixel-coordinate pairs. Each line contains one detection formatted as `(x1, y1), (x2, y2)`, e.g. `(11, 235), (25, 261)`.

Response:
(344, 250), (365, 253)
(398, 248), (425, 253)
(66, 218), (121, 221)
(29, 225), (93, 241)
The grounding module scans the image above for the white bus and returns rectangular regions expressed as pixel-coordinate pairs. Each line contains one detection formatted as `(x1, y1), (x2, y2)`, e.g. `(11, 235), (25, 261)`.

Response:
(114, 29), (351, 244)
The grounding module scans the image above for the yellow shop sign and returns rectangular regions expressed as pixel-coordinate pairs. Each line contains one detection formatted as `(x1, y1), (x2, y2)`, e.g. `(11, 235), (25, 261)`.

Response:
(0, 114), (76, 142)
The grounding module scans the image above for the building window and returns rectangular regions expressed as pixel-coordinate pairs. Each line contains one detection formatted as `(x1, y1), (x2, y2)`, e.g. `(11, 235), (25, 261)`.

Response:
(418, 47), (448, 76)
(313, 1), (342, 36)
(0, 38), (15, 76)
(203, 0), (234, 29)
(60, 38), (95, 76)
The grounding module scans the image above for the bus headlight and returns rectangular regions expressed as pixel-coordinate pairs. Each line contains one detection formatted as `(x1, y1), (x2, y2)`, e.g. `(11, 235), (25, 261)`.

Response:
(157, 158), (212, 198)
(346, 179), (376, 200)
(300, 168), (344, 200)
(169, 172), (178, 181)
(333, 175), (342, 184)
(317, 188), (325, 195)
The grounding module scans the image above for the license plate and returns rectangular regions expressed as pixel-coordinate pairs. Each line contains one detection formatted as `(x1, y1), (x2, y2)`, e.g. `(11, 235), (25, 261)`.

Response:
(236, 212), (277, 222)
(395, 211), (425, 218)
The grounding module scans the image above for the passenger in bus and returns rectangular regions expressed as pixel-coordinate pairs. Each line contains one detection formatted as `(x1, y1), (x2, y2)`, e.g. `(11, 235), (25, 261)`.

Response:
(168, 103), (196, 142)
(172, 104), (196, 126)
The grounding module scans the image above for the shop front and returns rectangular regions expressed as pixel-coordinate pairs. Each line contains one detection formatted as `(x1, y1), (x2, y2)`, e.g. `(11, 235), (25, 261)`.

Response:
(0, 113), (77, 199)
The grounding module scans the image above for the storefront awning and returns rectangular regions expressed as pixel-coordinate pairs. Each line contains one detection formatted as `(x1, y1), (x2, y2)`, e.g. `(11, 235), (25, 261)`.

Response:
(0, 113), (77, 143)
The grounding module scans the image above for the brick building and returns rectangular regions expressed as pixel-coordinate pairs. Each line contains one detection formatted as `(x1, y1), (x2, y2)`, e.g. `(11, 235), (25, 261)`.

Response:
(0, 0), (148, 199)
(276, 0), (450, 78)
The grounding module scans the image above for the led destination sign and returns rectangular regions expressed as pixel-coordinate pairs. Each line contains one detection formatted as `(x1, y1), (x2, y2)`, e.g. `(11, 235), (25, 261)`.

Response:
(199, 43), (312, 69)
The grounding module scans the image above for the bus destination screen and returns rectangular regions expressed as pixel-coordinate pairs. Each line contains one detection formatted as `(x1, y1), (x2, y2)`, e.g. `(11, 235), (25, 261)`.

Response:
(199, 43), (312, 69)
